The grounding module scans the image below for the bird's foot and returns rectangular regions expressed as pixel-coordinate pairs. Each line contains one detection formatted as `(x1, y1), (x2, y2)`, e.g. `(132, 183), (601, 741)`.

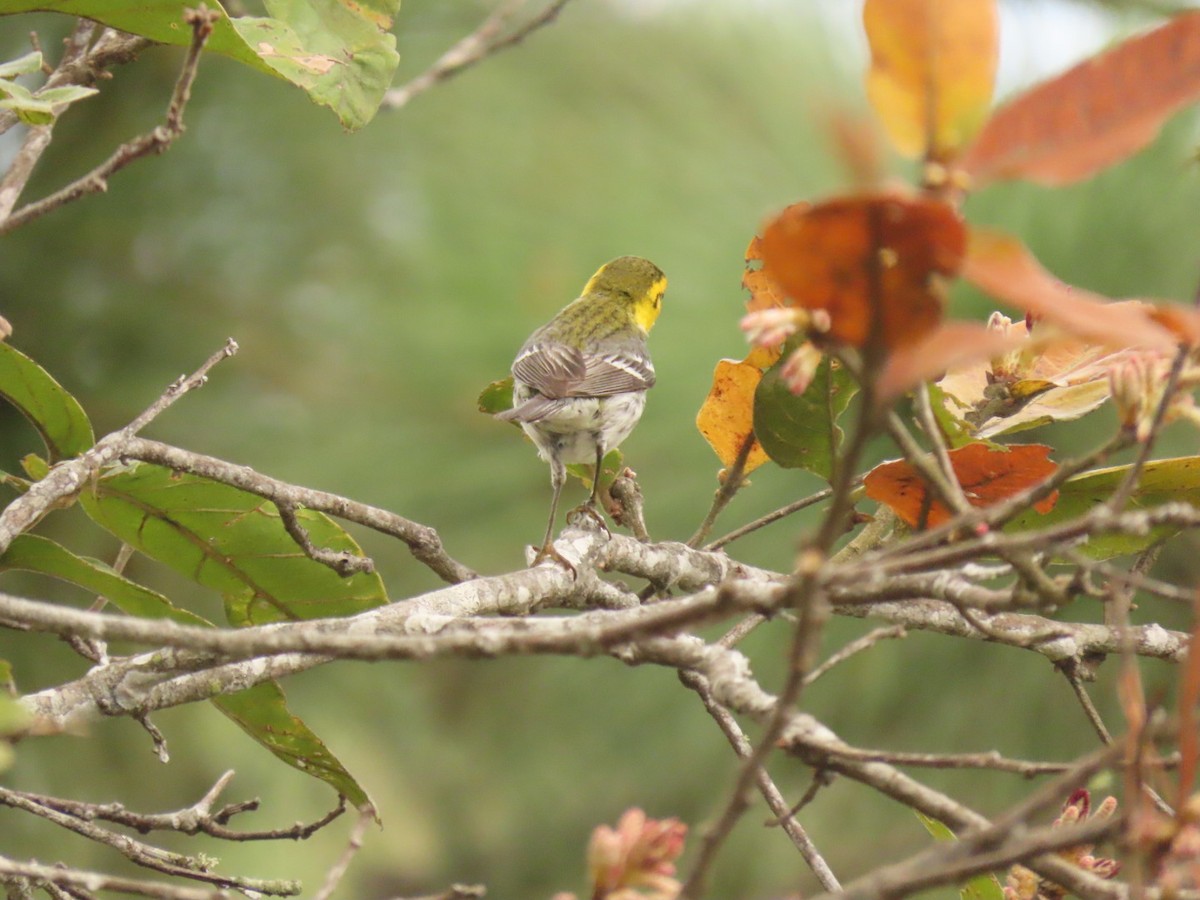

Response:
(531, 542), (577, 578)
(568, 501), (610, 537)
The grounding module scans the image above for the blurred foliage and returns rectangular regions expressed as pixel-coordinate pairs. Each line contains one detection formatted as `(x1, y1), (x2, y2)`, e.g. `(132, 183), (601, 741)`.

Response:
(1, 1), (1200, 897)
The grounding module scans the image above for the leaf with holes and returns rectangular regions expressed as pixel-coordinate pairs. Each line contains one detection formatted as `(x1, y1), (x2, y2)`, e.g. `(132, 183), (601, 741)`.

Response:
(80, 462), (386, 625)
(478, 376), (514, 415)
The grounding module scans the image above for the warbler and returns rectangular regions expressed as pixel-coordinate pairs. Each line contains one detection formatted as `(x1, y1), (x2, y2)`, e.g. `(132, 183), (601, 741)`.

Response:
(496, 256), (667, 566)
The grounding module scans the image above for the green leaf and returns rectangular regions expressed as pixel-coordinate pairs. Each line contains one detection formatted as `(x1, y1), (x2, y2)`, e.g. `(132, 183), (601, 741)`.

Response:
(80, 462), (387, 625)
(213, 680), (374, 812)
(1006, 456), (1200, 559)
(566, 448), (623, 493)
(36, 84), (99, 106)
(0, 692), (31, 738)
(0, 50), (42, 78)
(0, 534), (211, 626)
(753, 348), (858, 482)
(0, 0), (399, 129)
(0, 659), (30, 773)
(0, 342), (94, 460)
(915, 812), (1005, 900)
(478, 376), (514, 415)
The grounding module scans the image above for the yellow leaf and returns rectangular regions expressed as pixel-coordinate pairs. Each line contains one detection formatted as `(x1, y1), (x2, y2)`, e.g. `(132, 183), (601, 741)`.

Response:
(696, 353), (772, 474)
(864, 0), (999, 160)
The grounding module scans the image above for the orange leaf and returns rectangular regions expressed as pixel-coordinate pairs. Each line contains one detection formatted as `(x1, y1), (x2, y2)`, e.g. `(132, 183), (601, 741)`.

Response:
(877, 320), (1024, 401)
(864, 442), (1058, 529)
(760, 193), (965, 354)
(962, 230), (1176, 351)
(696, 349), (772, 474)
(743, 235), (788, 313)
(864, 0), (999, 160)
(961, 13), (1200, 187)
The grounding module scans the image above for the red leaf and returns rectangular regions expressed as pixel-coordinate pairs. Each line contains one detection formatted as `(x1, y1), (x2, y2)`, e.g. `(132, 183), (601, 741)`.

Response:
(864, 442), (1058, 528)
(961, 13), (1200, 187)
(760, 194), (965, 354)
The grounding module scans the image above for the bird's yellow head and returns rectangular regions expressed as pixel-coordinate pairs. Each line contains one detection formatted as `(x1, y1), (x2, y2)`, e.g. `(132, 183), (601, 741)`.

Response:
(583, 256), (667, 335)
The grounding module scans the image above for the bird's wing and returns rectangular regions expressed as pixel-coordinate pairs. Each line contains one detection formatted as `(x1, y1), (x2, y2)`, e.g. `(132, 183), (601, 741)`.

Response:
(512, 341), (655, 398)
(579, 350), (656, 395)
(510, 341), (587, 399)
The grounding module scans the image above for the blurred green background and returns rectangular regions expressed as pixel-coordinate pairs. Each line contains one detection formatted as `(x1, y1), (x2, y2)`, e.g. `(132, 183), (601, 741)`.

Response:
(2, 1), (1200, 896)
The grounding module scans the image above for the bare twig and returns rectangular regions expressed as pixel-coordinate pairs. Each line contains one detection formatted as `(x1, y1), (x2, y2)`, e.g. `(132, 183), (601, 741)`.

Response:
(705, 486), (833, 552)
(0, 786), (298, 894)
(0, 8), (216, 236)
(680, 669), (842, 892)
(0, 339), (238, 557)
(312, 806), (372, 900)
(3, 774), (346, 842)
(382, 0), (574, 110)
(276, 501), (376, 577)
(803, 625), (906, 685)
(688, 431), (758, 548)
(0, 854), (230, 900)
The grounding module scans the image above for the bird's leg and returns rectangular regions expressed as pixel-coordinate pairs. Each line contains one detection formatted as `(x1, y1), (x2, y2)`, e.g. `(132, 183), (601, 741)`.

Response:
(569, 443), (610, 536)
(532, 457), (576, 574)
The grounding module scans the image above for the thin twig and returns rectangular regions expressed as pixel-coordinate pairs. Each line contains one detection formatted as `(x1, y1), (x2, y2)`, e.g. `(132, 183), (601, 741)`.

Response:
(0, 339), (239, 557)
(382, 0), (574, 110)
(688, 431), (758, 547)
(0, 854), (231, 899)
(123, 437), (476, 584)
(705, 487), (833, 552)
(276, 501), (376, 576)
(679, 360), (878, 899)
(0, 9), (216, 236)
(311, 806), (373, 900)
(0, 787), (297, 894)
(680, 669), (842, 892)
(802, 625), (906, 685)
(4, 775), (346, 842)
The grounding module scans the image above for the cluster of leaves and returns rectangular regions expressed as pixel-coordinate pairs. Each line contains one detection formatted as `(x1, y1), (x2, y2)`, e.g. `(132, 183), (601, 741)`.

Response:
(697, 5), (1200, 547)
(0, 50), (95, 123)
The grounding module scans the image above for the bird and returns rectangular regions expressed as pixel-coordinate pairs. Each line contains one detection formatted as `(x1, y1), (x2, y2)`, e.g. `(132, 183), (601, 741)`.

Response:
(495, 256), (667, 567)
